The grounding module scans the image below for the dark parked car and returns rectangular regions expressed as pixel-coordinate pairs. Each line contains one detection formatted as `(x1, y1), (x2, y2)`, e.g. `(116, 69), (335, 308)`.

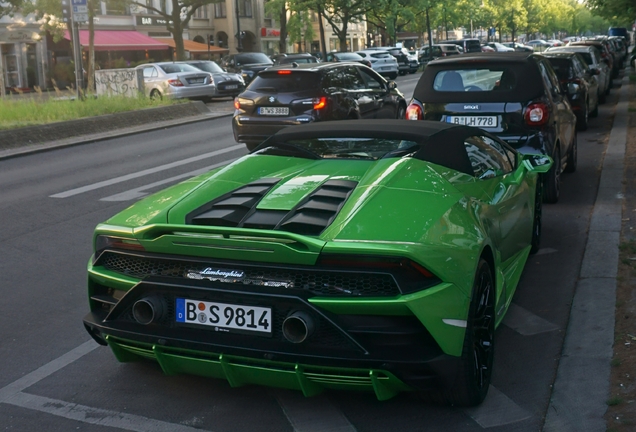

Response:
(405, 52), (577, 203)
(324, 51), (372, 68)
(271, 53), (320, 65)
(418, 44), (462, 64)
(365, 47), (415, 75)
(543, 52), (599, 131)
(502, 42), (534, 52)
(220, 52), (274, 84)
(439, 38), (482, 53)
(232, 62), (406, 150)
(181, 60), (245, 98)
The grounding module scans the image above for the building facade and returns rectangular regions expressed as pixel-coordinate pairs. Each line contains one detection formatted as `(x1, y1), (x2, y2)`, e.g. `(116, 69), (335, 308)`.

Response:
(0, 16), (48, 91)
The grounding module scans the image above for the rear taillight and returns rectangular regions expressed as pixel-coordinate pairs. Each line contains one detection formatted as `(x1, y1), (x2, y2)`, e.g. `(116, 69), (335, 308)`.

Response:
(168, 79), (184, 87)
(95, 235), (145, 254)
(313, 97), (327, 110)
(406, 103), (423, 120)
(277, 70), (292, 74)
(524, 103), (549, 126)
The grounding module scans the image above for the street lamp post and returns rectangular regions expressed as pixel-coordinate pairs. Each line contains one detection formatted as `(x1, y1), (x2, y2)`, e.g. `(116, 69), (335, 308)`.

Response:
(235, 0), (243, 52)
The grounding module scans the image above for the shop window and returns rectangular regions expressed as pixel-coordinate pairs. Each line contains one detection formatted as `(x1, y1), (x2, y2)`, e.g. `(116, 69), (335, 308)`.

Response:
(215, 2), (226, 18)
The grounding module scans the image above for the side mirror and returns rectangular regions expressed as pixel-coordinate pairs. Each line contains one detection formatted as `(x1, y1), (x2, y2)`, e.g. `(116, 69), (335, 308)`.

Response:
(388, 81), (397, 90)
(522, 154), (553, 173)
(567, 82), (579, 95)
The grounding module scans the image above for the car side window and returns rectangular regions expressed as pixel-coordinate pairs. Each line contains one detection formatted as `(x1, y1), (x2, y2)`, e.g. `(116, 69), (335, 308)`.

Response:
(325, 68), (346, 88)
(464, 136), (509, 179)
(344, 66), (365, 90)
(142, 67), (155, 78)
(357, 67), (385, 90)
(480, 136), (515, 172)
(537, 61), (561, 97)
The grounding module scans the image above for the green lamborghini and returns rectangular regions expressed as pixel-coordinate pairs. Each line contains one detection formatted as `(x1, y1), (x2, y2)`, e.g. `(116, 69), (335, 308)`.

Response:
(83, 120), (551, 406)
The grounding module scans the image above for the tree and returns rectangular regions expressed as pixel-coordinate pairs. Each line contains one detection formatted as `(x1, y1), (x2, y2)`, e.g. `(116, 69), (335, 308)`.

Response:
(586, 0), (636, 26)
(264, 0), (289, 53)
(115, 0), (223, 60)
(319, 0), (373, 51)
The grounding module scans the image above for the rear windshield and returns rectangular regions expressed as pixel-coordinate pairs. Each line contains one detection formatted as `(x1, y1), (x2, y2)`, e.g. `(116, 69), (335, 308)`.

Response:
(236, 53), (273, 65)
(188, 61), (223, 73)
(284, 138), (418, 160)
(158, 64), (200, 74)
(545, 58), (573, 80)
(335, 52), (363, 61)
(248, 72), (321, 92)
(280, 57), (317, 64)
(464, 40), (482, 51)
(371, 52), (392, 59)
(433, 68), (515, 92)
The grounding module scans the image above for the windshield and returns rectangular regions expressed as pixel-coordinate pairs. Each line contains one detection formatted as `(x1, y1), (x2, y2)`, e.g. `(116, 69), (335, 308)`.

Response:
(236, 53), (273, 65)
(248, 72), (321, 92)
(158, 63), (201, 74)
(281, 138), (418, 160)
(433, 68), (515, 92)
(188, 61), (224, 73)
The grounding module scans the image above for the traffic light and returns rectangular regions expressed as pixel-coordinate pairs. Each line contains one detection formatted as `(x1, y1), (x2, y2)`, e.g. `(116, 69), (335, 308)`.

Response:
(61, 0), (72, 23)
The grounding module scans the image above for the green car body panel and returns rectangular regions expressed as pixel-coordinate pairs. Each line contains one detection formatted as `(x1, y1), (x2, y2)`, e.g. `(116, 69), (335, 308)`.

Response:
(85, 126), (550, 402)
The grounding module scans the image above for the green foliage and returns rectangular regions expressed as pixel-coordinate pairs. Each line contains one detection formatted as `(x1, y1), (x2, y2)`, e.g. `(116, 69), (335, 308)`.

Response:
(0, 94), (178, 130)
(586, 0), (636, 26)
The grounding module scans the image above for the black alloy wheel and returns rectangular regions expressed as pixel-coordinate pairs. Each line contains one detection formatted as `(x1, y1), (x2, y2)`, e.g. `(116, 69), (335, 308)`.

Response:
(544, 145), (561, 203)
(396, 104), (406, 120)
(530, 180), (543, 254)
(564, 133), (578, 173)
(444, 258), (495, 406)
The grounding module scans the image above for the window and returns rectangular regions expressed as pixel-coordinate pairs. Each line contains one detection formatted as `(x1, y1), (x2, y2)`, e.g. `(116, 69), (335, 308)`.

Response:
(480, 136), (515, 171)
(104, 0), (130, 15)
(358, 67), (384, 90)
(464, 136), (512, 178)
(142, 66), (158, 78)
(215, 1), (226, 18)
(344, 66), (365, 90)
(238, 0), (252, 17)
(194, 5), (208, 19)
(433, 69), (514, 92)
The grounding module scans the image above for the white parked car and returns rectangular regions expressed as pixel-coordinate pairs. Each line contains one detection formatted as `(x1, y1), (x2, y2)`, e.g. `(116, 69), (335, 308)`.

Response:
(356, 50), (399, 79)
(485, 42), (515, 52)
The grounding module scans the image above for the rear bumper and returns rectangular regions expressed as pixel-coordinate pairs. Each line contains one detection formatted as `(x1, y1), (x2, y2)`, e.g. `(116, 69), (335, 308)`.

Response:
(232, 114), (316, 143)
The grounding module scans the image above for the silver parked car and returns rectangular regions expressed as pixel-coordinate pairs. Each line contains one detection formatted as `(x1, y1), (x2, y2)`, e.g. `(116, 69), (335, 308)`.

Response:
(356, 50), (399, 79)
(180, 60), (245, 98)
(135, 62), (218, 100)
(546, 45), (611, 103)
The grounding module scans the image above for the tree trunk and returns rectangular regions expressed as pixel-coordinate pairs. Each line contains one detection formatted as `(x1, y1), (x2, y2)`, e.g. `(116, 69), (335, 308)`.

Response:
(426, 8), (433, 51)
(318, 5), (327, 60)
(0, 54), (5, 98)
(87, 0), (95, 93)
(279, 4), (287, 53)
(338, 23), (348, 51)
(172, 20), (186, 60)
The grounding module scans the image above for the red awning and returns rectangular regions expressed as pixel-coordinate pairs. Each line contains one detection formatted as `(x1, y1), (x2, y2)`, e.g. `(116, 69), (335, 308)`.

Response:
(63, 30), (170, 51)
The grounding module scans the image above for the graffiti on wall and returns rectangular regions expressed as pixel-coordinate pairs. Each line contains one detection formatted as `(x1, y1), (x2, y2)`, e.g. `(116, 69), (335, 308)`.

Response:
(94, 69), (143, 97)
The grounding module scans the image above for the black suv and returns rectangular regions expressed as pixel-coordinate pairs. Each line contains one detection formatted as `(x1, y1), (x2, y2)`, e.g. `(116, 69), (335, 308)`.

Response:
(406, 52), (577, 203)
(439, 39), (482, 53)
(369, 47), (414, 75)
(220, 52), (274, 84)
(232, 62), (406, 150)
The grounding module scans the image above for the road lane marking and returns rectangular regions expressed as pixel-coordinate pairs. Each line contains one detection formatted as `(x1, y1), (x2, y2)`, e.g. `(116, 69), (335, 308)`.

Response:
(0, 340), (98, 404)
(5, 392), (209, 432)
(464, 385), (531, 428)
(100, 159), (238, 201)
(275, 390), (356, 432)
(502, 303), (559, 336)
(50, 144), (245, 198)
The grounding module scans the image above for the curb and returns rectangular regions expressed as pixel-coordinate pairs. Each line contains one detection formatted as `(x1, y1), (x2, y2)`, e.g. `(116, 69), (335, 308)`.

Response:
(0, 109), (233, 161)
(543, 74), (629, 431)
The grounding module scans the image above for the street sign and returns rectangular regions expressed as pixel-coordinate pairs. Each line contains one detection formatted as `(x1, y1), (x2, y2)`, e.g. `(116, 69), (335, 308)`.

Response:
(72, 0), (87, 5)
(73, 13), (88, 22)
(73, 5), (87, 13)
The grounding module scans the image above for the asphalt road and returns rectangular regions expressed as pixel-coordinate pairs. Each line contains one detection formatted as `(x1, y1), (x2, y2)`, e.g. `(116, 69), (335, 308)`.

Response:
(0, 73), (621, 431)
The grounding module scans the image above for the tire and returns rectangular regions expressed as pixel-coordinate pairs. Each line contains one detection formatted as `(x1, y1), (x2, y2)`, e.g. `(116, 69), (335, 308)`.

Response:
(443, 259), (495, 407)
(576, 101), (588, 131)
(245, 141), (260, 152)
(396, 104), (406, 120)
(149, 89), (162, 101)
(564, 133), (577, 173)
(544, 146), (561, 204)
(530, 180), (543, 254)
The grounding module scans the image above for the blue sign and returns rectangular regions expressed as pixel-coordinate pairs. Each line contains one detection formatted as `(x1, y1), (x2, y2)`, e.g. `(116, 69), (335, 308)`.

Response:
(72, 0), (87, 5)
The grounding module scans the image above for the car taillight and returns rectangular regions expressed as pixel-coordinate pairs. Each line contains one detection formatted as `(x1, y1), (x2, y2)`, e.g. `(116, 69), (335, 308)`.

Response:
(168, 79), (184, 87)
(406, 103), (423, 120)
(234, 98), (240, 110)
(524, 103), (549, 126)
(95, 235), (145, 254)
(277, 70), (292, 74)
(313, 96), (327, 110)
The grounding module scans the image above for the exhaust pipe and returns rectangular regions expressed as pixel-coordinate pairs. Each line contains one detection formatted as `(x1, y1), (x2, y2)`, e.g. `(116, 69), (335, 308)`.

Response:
(132, 296), (166, 325)
(282, 311), (315, 343)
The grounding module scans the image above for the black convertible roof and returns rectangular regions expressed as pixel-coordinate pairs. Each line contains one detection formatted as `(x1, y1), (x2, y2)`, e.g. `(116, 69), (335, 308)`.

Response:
(271, 120), (493, 176)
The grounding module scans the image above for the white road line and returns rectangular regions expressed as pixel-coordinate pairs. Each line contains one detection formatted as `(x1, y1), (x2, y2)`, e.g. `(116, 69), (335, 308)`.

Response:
(0, 340), (98, 403)
(50, 144), (245, 198)
(464, 386), (531, 428)
(502, 303), (559, 336)
(100, 159), (238, 201)
(275, 390), (356, 432)
(4, 392), (209, 432)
